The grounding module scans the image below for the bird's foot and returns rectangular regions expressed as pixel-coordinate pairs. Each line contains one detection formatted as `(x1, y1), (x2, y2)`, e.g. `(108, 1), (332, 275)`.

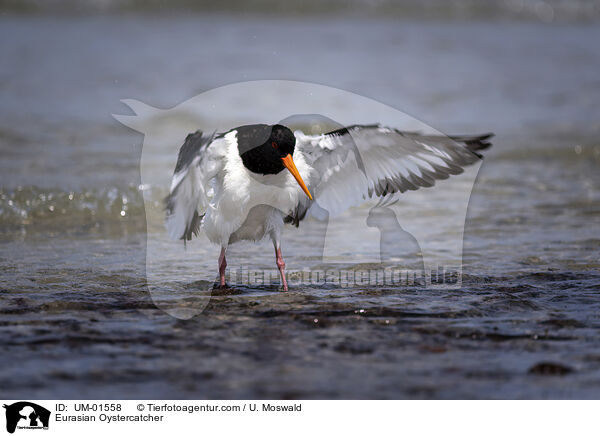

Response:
(212, 282), (242, 296)
(212, 281), (230, 290)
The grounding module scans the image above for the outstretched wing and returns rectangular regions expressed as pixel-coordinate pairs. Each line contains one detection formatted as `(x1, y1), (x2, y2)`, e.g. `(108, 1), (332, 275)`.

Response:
(292, 124), (492, 221)
(165, 130), (227, 242)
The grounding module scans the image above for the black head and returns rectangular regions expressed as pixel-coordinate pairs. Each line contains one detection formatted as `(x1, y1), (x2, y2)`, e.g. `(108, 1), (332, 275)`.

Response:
(236, 124), (296, 175)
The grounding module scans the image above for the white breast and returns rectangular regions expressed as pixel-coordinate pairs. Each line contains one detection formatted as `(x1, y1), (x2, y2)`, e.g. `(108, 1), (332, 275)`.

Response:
(201, 131), (313, 246)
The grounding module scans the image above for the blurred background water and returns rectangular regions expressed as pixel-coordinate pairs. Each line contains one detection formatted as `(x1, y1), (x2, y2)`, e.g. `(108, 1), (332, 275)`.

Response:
(0, 0), (599, 399)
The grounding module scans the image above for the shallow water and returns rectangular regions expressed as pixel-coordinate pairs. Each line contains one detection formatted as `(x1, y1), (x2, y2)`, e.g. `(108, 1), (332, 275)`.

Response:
(1, 13), (599, 399)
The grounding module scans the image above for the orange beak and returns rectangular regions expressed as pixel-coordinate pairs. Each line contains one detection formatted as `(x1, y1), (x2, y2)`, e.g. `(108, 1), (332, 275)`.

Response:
(281, 154), (313, 200)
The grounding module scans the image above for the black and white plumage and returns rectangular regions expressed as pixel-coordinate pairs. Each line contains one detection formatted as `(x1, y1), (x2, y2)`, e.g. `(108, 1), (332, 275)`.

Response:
(165, 123), (492, 290)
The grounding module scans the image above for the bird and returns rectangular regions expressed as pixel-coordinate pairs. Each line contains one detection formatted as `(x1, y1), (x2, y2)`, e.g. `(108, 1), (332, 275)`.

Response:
(165, 123), (492, 291)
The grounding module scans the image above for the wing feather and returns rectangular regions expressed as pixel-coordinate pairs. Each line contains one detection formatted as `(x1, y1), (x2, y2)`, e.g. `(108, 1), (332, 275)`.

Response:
(292, 124), (492, 221)
(165, 131), (226, 242)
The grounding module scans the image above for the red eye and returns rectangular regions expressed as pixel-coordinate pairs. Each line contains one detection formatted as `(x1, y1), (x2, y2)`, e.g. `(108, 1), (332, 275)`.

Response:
(272, 142), (278, 149)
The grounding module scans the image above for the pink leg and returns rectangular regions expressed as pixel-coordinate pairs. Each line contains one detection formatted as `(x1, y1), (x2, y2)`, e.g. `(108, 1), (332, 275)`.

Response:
(218, 247), (227, 288)
(275, 247), (288, 292)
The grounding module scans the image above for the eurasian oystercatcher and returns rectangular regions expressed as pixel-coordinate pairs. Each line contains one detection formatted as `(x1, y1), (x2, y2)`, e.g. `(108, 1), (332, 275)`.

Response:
(166, 123), (492, 290)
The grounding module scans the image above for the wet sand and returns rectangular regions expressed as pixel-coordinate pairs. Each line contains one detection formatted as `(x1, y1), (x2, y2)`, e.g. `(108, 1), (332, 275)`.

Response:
(3, 246), (600, 399)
